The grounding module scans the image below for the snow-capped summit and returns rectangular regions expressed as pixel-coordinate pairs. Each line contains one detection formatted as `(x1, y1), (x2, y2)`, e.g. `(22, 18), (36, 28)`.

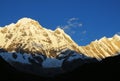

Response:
(0, 18), (97, 77)
(17, 17), (36, 24)
(0, 17), (120, 59)
(0, 17), (120, 77)
(16, 17), (43, 29)
(0, 18), (80, 58)
(79, 34), (120, 59)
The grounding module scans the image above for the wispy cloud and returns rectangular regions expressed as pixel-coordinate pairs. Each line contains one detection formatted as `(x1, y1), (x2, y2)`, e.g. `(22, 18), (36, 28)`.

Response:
(67, 18), (79, 26)
(57, 17), (87, 44)
(117, 32), (120, 35)
(59, 18), (83, 35)
(81, 30), (87, 34)
(79, 38), (84, 41)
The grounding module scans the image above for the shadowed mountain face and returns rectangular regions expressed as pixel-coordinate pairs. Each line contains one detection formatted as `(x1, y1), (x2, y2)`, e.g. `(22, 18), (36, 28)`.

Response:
(0, 18), (120, 59)
(0, 55), (120, 81)
(0, 18), (120, 80)
(0, 48), (97, 77)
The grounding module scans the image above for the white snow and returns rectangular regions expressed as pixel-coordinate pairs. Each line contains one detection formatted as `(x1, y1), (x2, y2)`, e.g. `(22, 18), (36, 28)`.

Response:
(0, 52), (31, 64)
(42, 58), (64, 68)
(0, 17), (81, 59)
(0, 17), (120, 60)
(0, 52), (64, 68)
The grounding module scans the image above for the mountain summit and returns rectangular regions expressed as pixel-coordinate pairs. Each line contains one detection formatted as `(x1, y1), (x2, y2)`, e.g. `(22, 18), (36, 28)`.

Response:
(0, 18), (120, 77)
(0, 18), (120, 59)
(0, 18), (80, 58)
(79, 34), (120, 59)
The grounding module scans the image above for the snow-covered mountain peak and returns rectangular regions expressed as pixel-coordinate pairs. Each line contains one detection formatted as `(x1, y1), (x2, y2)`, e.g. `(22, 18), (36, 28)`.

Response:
(17, 17), (39, 25)
(17, 18), (34, 24)
(1, 17), (120, 77)
(113, 34), (120, 39)
(54, 27), (64, 34)
(16, 17), (42, 29)
(0, 18), (80, 58)
(0, 17), (120, 59)
(79, 34), (120, 59)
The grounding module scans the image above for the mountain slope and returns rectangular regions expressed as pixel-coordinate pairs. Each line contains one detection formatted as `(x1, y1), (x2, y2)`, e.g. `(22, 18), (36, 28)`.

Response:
(0, 18), (120, 59)
(79, 34), (120, 59)
(0, 48), (95, 77)
(0, 17), (120, 77)
(0, 54), (120, 81)
(0, 18), (80, 58)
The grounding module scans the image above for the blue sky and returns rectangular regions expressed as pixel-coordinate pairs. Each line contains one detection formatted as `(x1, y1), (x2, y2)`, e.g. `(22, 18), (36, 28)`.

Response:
(0, 0), (120, 45)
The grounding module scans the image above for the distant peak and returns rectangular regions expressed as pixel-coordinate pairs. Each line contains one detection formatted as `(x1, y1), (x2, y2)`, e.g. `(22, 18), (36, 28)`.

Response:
(0, 17), (120, 60)
(17, 17), (35, 24)
(114, 34), (120, 37)
(56, 27), (63, 31)
(113, 34), (120, 40)
(79, 34), (120, 59)
(54, 27), (64, 34)
(16, 17), (42, 29)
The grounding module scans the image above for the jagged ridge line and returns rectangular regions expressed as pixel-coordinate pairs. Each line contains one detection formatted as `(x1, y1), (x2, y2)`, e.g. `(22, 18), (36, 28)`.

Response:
(0, 17), (120, 59)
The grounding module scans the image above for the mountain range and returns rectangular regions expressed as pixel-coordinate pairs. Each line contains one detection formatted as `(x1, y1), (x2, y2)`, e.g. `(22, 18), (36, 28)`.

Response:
(0, 18), (120, 80)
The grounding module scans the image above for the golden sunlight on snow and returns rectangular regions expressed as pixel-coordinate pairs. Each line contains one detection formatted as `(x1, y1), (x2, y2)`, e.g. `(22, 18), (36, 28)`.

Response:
(0, 18), (120, 59)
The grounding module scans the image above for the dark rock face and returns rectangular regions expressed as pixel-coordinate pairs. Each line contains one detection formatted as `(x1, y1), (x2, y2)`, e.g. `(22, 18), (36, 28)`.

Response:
(12, 53), (17, 59)
(0, 55), (120, 81)
(0, 48), (120, 81)
(56, 49), (98, 72)
(0, 48), (96, 77)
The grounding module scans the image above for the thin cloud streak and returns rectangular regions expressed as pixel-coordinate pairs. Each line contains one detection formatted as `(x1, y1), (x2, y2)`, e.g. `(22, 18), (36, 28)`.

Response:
(117, 32), (120, 35)
(57, 17), (87, 44)
(81, 30), (87, 34)
(59, 18), (83, 33)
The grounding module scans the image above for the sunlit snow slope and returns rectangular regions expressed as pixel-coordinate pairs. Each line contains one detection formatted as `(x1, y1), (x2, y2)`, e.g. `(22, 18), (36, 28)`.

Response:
(0, 18), (120, 77)
(0, 18), (80, 58)
(0, 18), (120, 59)
(79, 35), (120, 59)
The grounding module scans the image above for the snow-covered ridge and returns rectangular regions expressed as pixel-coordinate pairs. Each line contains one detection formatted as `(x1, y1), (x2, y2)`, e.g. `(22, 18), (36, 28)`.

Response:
(0, 17), (120, 59)
(79, 34), (120, 59)
(0, 48), (93, 77)
(0, 18), (80, 58)
(0, 17), (120, 77)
